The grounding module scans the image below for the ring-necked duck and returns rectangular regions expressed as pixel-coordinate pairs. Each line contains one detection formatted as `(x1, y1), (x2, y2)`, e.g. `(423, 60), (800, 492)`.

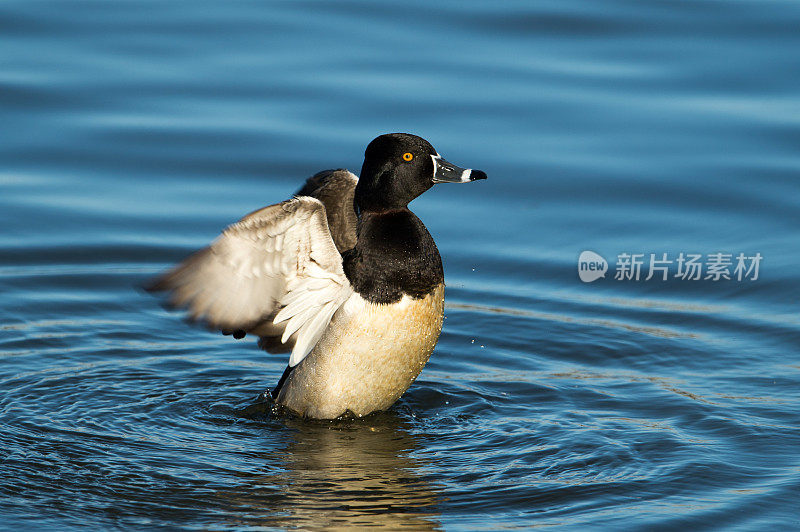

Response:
(148, 133), (486, 419)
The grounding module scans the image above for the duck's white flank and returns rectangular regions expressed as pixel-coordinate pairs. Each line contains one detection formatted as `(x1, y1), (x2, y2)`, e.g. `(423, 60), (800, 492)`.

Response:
(276, 283), (445, 419)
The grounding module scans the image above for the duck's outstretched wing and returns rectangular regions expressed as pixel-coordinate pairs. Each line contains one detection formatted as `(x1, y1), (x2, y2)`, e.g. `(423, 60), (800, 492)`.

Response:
(296, 169), (358, 253)
(256, 169), (359, 355)
(147, 196), (353, 367)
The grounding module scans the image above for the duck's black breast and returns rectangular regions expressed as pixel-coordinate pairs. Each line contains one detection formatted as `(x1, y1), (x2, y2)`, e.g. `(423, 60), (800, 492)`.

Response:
(342, 209), (443, 304)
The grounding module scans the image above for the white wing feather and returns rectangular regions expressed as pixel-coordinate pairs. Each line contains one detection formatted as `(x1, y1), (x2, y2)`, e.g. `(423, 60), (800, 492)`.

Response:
(148, 196), (352, 367)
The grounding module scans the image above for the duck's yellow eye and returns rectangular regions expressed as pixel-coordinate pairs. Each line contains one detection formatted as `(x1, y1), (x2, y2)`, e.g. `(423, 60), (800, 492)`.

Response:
(402, 152), (414, 162)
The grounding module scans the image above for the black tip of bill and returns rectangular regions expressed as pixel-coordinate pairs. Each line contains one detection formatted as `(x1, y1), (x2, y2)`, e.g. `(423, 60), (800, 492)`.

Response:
(469, 169), (488, 181)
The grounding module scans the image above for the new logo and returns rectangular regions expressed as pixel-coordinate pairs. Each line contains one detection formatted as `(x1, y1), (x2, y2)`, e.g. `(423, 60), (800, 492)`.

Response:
(578, 251), (608, 283)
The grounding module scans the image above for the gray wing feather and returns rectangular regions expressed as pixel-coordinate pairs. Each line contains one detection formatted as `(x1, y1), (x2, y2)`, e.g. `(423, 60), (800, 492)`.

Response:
(295, 169), (358, 253)
(148, 197), (352, 364)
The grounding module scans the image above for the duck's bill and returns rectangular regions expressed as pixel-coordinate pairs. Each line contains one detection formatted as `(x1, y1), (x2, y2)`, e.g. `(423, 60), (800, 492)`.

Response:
(431, 155), (488, 183)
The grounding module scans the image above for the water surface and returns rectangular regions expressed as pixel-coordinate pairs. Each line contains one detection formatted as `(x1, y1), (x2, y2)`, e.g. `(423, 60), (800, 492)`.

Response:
(2, 1), (800, 529)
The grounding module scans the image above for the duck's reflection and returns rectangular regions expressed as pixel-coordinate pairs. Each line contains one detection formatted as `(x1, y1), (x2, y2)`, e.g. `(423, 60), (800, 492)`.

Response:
(229, 404), (442, 530)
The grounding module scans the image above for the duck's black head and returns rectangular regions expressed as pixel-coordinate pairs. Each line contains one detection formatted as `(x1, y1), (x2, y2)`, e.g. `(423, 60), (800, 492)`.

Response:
(355, 133), (487, 213)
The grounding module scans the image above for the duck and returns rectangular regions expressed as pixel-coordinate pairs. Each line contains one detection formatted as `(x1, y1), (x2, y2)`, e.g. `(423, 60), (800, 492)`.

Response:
(147, 133), (487, 419)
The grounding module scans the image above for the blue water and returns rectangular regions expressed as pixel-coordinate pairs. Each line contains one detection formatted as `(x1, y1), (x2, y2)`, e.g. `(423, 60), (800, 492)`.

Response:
(2, 1), (799, 529)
